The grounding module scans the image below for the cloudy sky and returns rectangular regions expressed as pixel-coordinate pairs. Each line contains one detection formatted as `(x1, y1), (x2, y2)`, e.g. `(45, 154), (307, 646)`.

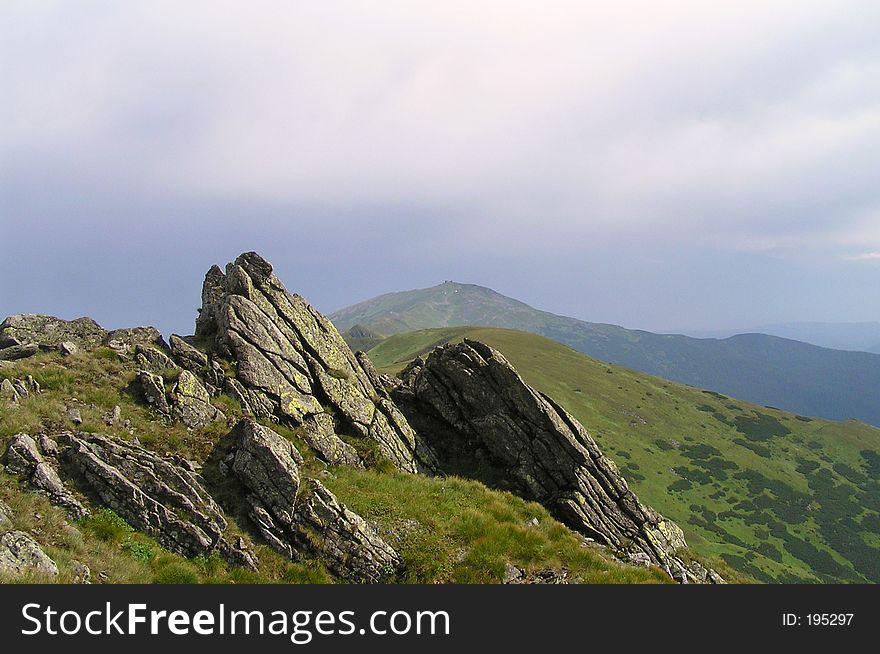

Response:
(2, 1), (879, 337)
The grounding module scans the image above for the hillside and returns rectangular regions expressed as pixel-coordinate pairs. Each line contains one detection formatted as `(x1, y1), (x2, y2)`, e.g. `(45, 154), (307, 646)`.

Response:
(0, 252), (709, 585)
(368, 327), (880, 583)
(331, 282), (880, 426)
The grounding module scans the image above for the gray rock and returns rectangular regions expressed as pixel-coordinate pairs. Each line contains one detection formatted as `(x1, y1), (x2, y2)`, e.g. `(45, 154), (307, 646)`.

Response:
(38, 434), (59, 457)
(170, 371), (224, 428)
(0, 499), (11, 526)
(59, 341), (78, 356)
(0, 378), (19, 403)
(224, 418), (399, 582)
(0, 531), (59, 577)
(103, 326), (164, 354)
(503, 562), (524, 583)
(169, 334), (210, 373)
(138, 370), (171, 415)
(66, 406), (83, 425)
(104, 405), (122, 426)
(0, 343), (40, 361)
(393, 339), (704, 580)
(0, 314), (107, 351)
(135, 345), (176, 373)
(4, 433), (88, 518)
(71, 560), (92, 584)
(60, 431), (251, 565)
(196, 252), (434, 472)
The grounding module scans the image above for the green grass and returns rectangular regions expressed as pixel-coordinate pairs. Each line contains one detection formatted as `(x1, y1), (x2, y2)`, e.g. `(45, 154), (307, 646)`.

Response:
(368, 327), (880, 583)
(324, 467), (670, 584)
(0, 347), (670, 584)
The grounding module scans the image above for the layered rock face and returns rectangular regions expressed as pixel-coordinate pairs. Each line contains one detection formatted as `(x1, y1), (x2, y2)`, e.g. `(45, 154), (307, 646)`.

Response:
(195, 252), (433, 473)
(393, 339), (712, 581)
(58, 431), (247, 561)
(220, 419), (399, 583)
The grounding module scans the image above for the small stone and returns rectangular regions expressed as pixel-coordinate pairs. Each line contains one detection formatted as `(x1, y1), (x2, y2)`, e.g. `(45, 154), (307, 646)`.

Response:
(503, 563), (525, 583)
(59, 341), (78, 356)
(71, 560), (92, 584)
(65, 407), (83, 425)
(526, 517), (540, 528)
(104, 405), (122, 426)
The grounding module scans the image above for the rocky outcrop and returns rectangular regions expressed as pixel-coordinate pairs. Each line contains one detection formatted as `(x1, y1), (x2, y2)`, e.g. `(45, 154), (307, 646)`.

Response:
(393, 339), (712, 581)
(195, 252), (433, 472)
(1, 315), (108, 351)
(221, 419), (398, 582)
(59, 431), (254, 567)
(4, 433), (88, 518)
(0, 531), (58, 577)
(0, 314), (163, 360)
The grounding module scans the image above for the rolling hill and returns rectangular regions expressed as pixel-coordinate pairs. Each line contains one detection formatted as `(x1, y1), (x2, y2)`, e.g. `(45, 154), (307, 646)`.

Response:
(332, 282), (880, 425)
(368, 327), (880, 583)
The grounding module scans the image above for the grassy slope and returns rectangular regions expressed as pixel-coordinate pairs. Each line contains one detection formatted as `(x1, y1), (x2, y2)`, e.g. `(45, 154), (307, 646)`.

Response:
(368, 327), (880, 583)
(0, 349), (667, 584)
(331, 282), (880, 426)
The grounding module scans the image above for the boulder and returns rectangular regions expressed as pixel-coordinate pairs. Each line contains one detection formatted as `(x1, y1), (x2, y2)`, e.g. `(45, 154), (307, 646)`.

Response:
(0, 343), (40, 361)
(223, 419), (399, 582)
(0, 378), (19, 403)
(4, 433), (88, 518)
(138, 370), (171, 415)
(170, 371), (225, 428)
(135, 345), (176, 373)
(169, 334), (210, 373)
(0, 531), (59, 577)
(59, 341), (78, 356)
(60, 431), (253, 565)
(195, 252), (434, 472)
(0, 499), (11, 526)
(393, 339), (709, 581)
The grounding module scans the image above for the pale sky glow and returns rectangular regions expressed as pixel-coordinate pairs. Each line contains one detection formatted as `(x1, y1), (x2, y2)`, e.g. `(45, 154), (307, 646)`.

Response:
(1, 1), (879, 335)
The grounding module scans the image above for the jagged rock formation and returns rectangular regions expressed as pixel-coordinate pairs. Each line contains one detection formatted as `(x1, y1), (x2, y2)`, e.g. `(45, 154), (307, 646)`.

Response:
(5, 433), (88, 518)
(0, 314), (163, 360)
(58, 431), (255, 567)
(220, 418), (399, 583)
(0, 530), (58, 577)
(393, 339), (717, 582)
(194, 252), (433, 472)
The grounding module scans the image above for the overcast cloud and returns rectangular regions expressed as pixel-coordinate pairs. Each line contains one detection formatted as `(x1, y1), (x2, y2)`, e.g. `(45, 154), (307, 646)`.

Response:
(2, 1), (879, 336)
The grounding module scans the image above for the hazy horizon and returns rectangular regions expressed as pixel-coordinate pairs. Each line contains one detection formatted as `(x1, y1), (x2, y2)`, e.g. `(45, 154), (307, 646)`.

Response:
(3, 2), (879, 338)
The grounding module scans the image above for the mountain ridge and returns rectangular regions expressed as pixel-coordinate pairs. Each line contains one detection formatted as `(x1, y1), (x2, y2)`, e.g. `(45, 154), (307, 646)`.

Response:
(331, 282), (880, 426)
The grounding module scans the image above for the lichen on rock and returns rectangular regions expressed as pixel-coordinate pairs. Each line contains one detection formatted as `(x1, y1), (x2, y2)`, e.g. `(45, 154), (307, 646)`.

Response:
(195, 252), (435, 473)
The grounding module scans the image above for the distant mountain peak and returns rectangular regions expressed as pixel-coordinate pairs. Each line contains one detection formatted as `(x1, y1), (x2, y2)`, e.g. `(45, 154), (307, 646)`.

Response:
(330, 283), (880, 426)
